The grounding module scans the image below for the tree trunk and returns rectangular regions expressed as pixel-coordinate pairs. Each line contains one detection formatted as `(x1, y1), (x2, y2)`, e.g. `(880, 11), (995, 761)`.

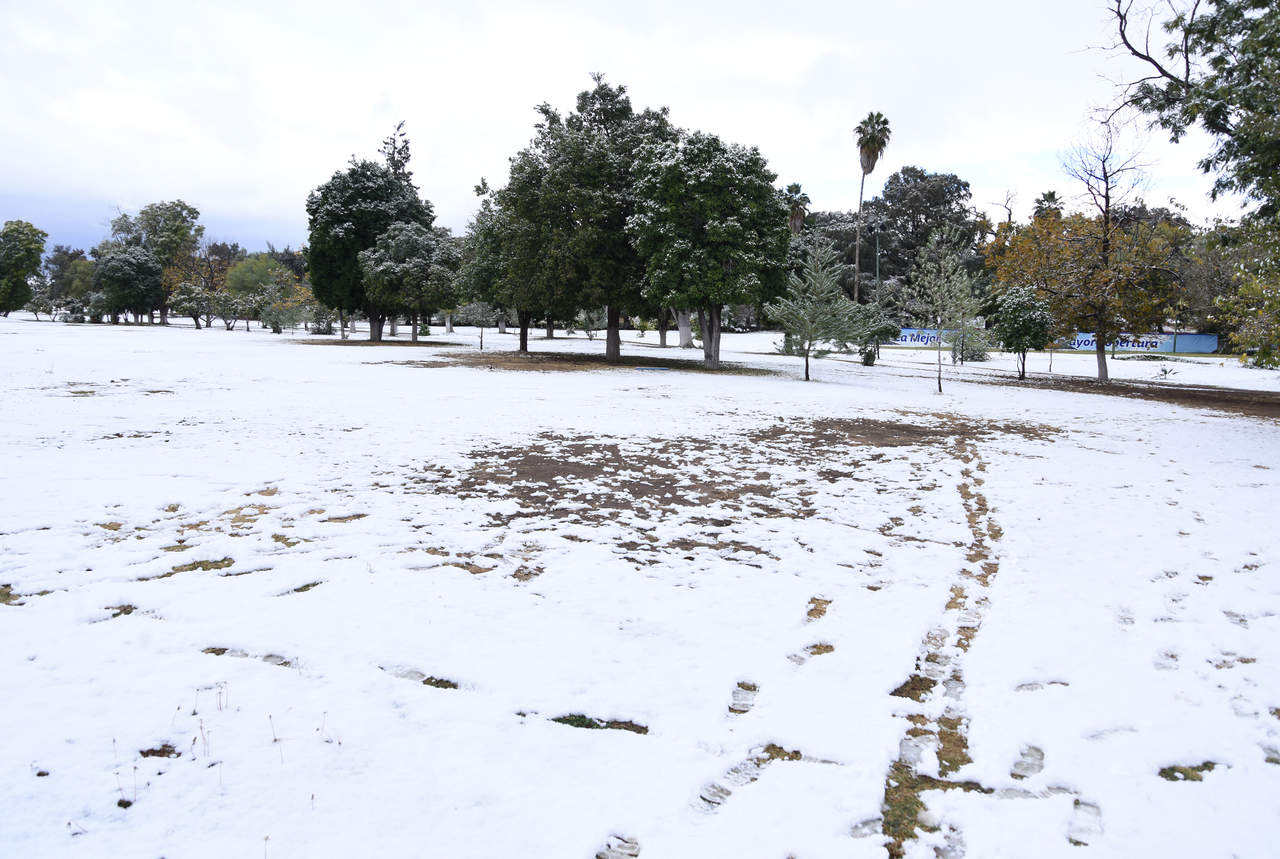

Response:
(657, 307), (669, 347)
(1095, 338), (1109, 382)
(545, 319), (554, 339)
(518, 311), (531, 353)
(698, 306), (722, 369)
(936, 325), (943, 393)
(854, 171), (867, 303)
(676, 310), (694, 348)
(190, 315), (201, 330)
(445, 313), (454, 334)
(389, 316), (398, 338)
(1017, 351), (1027, 380)
(497, 314), (507, 334)
(605, 304), (621, 363)
(271, 322), (282, 334)
(339, 308), (348, 340)
(410, 312), (419, 342)
(369, 312), (385, 342)
(804, 349), (810, 381)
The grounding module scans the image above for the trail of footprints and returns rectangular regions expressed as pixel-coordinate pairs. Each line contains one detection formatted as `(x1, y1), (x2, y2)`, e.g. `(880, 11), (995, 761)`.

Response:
(867, 438), (1099, 857)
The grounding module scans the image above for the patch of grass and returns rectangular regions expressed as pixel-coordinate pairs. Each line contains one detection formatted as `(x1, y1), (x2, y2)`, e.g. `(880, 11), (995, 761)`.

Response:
(806, 597), (831, 621)
(139, 744), (179, 758)
(171, 557), (234, 574)
(291, 581), (322, 593)
(806, 642), (835, 656)
(890, 674), (937, 702)
(881, 760), (993, 858)
(96, 522), (124, 531)
(421, 676), (459, 690)
(161, 542), (190, 553)
(936, 716), (972, 776)
(272, 533), (300, 548)
(551, 714), (649, 735)
(322, 513), (367, 523)
(107, 604), (136, 618)
(757, 743), (802, 762)
(1158, 761), (1217, 782)
(0, 585), (18, 606)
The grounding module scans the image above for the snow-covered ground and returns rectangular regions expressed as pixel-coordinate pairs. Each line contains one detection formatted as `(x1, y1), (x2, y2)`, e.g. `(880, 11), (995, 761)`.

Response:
(2, 315), (1277, 858)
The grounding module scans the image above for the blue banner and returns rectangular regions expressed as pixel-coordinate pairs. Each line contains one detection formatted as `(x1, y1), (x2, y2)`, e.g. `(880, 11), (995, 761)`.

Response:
(892, 329), (1218, 354)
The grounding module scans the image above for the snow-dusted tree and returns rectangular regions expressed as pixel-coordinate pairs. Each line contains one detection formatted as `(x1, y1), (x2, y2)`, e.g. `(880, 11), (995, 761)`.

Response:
(169, 280), (216, 329)
(991, 285), (1054, 379)
(766, 241), (867, 381)
(629, 131), (790, 369)
(93, 246), (163, 323)
(908, 226), (980, 392)
(306, 139), (433, 341)
(360, 222), (458, 342)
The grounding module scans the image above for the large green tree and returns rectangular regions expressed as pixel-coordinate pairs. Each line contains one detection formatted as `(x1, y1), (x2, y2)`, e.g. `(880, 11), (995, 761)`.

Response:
(306, 142), (433, 341)
(1112, 0), (1280, 221)
(628, 131), (790, 368)
(108, 200), (204, 323)
(93, 247), (163, 322)
(552, 76), (675, 361)
(0, 220), (49, 315)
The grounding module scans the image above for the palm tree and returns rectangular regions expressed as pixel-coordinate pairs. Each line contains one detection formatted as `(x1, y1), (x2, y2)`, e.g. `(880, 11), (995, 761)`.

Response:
(784, 183), (811, 236)
(853, 111), (891, 302)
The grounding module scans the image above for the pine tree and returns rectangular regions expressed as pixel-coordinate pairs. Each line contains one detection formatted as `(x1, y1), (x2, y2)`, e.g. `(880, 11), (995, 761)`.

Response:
(908, 227), (979, 393)
(766, 241), (868, 381)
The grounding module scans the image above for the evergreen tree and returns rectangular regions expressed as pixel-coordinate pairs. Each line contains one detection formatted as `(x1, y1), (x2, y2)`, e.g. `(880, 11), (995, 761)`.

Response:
(766, 241), (868, 381)
(908, 227), (980, 393)
(628, 131), (790, 369)
(306, 128), (433, 341)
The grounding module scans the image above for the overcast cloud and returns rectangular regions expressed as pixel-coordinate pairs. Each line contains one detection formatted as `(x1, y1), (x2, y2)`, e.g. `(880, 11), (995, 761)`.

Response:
(1, 0), (1248, 253)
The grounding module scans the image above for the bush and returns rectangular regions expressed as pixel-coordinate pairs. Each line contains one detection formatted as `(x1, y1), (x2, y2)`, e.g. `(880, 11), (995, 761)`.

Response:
(950, 325), (991, 363)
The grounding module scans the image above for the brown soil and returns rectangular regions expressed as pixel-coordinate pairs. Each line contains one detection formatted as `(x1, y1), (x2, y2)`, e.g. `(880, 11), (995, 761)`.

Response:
(295, 338), (465, 348)
(967, 372), (1280, 420)
(440, 350), (773, 375)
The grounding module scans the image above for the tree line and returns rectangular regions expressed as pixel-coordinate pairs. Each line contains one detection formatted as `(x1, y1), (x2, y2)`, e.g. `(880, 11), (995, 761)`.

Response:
(3, 1), (1276, 375)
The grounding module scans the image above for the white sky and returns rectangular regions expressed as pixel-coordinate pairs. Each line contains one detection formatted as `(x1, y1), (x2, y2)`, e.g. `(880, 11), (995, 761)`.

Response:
(1, 0), (1250, 253)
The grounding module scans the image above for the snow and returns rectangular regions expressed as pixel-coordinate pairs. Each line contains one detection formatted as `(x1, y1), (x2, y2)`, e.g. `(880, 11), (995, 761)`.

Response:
(1, 314), (1278, 858)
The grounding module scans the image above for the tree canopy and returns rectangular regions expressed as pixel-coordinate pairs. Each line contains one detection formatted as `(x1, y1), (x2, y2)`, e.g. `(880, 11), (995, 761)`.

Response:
(0, 220), (48, 315)
(628, 131), (790, 368)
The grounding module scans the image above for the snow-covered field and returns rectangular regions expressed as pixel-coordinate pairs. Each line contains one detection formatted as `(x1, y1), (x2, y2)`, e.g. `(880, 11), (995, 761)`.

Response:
(2, 315), (1277, 858)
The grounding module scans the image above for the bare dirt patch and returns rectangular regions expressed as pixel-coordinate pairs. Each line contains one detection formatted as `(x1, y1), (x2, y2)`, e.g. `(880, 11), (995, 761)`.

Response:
(294, 338), (465, 348)
(439, 349), (773, 375)
(966, 373), (1280, 420)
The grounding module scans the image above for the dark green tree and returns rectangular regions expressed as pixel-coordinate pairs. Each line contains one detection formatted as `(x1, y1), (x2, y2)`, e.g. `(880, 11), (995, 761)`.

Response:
(93, 247), (163, 322)
(0, 220), (49, 315)
(43, 245), (87, 302)
(306, 140), (433, 341)
(629, 131), (790, 368)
